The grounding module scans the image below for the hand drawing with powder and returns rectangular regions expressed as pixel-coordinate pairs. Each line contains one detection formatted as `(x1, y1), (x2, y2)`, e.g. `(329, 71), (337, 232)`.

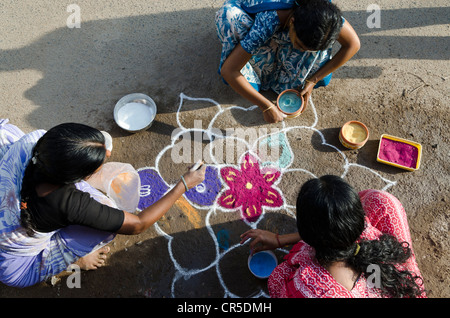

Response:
(133, 93), (397, 298)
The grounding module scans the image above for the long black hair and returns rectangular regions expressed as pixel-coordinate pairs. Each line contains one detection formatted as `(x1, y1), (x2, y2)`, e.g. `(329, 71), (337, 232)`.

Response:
(20, 123), (107, 236)
(292, 0), (343, 51)
(296, 175), (424, 298)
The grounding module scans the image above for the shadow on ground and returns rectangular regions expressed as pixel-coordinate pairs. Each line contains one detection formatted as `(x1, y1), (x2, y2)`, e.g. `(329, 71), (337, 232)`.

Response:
(0, 212), (297, 298)
(0, 6), (448, 132)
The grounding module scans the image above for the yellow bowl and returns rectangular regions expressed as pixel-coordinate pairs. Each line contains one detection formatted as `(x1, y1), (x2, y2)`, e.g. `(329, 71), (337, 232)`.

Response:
(339, 120), (369, 149)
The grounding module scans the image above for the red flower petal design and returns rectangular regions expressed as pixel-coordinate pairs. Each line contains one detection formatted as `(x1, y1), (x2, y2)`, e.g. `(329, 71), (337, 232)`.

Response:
(218, 152), (283, 222)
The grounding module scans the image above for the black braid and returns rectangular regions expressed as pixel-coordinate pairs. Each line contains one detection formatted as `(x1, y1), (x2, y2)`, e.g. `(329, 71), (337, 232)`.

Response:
(348, 234), (424, 298)
(20, 147), (41, 237)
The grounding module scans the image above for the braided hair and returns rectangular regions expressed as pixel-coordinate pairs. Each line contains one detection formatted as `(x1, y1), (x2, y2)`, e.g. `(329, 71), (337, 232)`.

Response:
(20, 123), (106, 236)
(296, 175), (423, 298)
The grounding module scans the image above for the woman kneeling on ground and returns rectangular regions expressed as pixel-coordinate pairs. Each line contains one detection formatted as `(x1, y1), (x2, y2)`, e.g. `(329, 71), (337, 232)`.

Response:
(0, 120), (205, 288)
(216, 0), (360, 123)
(241, 175), (426, 298)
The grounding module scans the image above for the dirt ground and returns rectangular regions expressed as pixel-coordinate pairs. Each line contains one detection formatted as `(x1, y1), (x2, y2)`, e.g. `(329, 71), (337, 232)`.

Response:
(0, 0), (448, 298)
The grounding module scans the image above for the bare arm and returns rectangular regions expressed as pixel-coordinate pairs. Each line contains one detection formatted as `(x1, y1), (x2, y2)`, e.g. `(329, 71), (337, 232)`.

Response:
(300, 20), (360, 106)
(221, 44), (285, 123)
(240, 229), (301, 254)
(117, 165), (206, 235)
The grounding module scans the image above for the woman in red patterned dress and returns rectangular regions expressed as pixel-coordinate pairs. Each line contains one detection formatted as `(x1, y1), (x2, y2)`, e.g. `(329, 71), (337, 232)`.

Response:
(240, 175), (426, 298)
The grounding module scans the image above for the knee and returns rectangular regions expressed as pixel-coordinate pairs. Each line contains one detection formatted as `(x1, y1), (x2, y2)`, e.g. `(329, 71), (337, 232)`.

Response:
(360, 189), (403, 211)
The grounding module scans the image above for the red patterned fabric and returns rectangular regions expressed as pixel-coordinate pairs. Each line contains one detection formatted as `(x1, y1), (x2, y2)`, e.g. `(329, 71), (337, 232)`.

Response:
(268, 190), (426, 298)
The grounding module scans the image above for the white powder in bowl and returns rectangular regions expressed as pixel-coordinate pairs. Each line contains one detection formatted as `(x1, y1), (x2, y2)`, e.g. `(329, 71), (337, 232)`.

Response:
(117, 102), (155, 130)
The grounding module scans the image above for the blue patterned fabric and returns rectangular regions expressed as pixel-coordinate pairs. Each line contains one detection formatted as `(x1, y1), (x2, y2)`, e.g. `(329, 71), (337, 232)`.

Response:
(0, 120), (116, 287)
(215, 0), (334, 93)
(241, 0), (295, 14)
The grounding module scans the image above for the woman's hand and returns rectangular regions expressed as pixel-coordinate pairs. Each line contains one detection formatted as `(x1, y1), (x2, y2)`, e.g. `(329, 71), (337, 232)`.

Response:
(240, 229), (280, 254)
(182, 164), (206, 190)
(299, 80), (314, 109)
(240, 229), (302, 254)
(263, 106), (286, 123)
(118, 164), (206, 235)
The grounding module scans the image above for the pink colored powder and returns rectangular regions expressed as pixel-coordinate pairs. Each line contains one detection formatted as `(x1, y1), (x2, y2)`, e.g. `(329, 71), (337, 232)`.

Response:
(379, 138), (418, 168)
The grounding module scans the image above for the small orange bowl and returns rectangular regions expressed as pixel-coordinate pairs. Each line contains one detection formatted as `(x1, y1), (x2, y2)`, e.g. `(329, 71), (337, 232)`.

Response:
(339, 120), (369, 149)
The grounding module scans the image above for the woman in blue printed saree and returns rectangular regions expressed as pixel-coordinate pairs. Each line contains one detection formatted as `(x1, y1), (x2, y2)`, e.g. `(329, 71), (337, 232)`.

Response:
(0, 120), (205, 288)
(215, 0), (360, 123)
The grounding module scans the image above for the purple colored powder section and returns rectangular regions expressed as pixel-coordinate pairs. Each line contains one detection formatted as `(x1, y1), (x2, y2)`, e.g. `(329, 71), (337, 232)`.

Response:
(138, 166), (222, 210)
(379, 138), (418, 168)
(184, 166), (222, 206)
(138, 168), (169, 210)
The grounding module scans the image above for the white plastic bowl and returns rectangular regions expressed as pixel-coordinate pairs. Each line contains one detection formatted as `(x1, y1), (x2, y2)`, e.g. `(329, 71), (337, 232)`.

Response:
(114, 93), (157, 133)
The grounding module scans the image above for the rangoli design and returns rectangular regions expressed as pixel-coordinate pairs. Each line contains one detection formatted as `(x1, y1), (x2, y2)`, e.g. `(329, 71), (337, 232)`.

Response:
(136, 93), (396, 298)
(218, 152), (283, 222)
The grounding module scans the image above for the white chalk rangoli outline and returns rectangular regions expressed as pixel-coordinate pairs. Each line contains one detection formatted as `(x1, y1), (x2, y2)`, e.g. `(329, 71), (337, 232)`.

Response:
(136, 93), (396, 298)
